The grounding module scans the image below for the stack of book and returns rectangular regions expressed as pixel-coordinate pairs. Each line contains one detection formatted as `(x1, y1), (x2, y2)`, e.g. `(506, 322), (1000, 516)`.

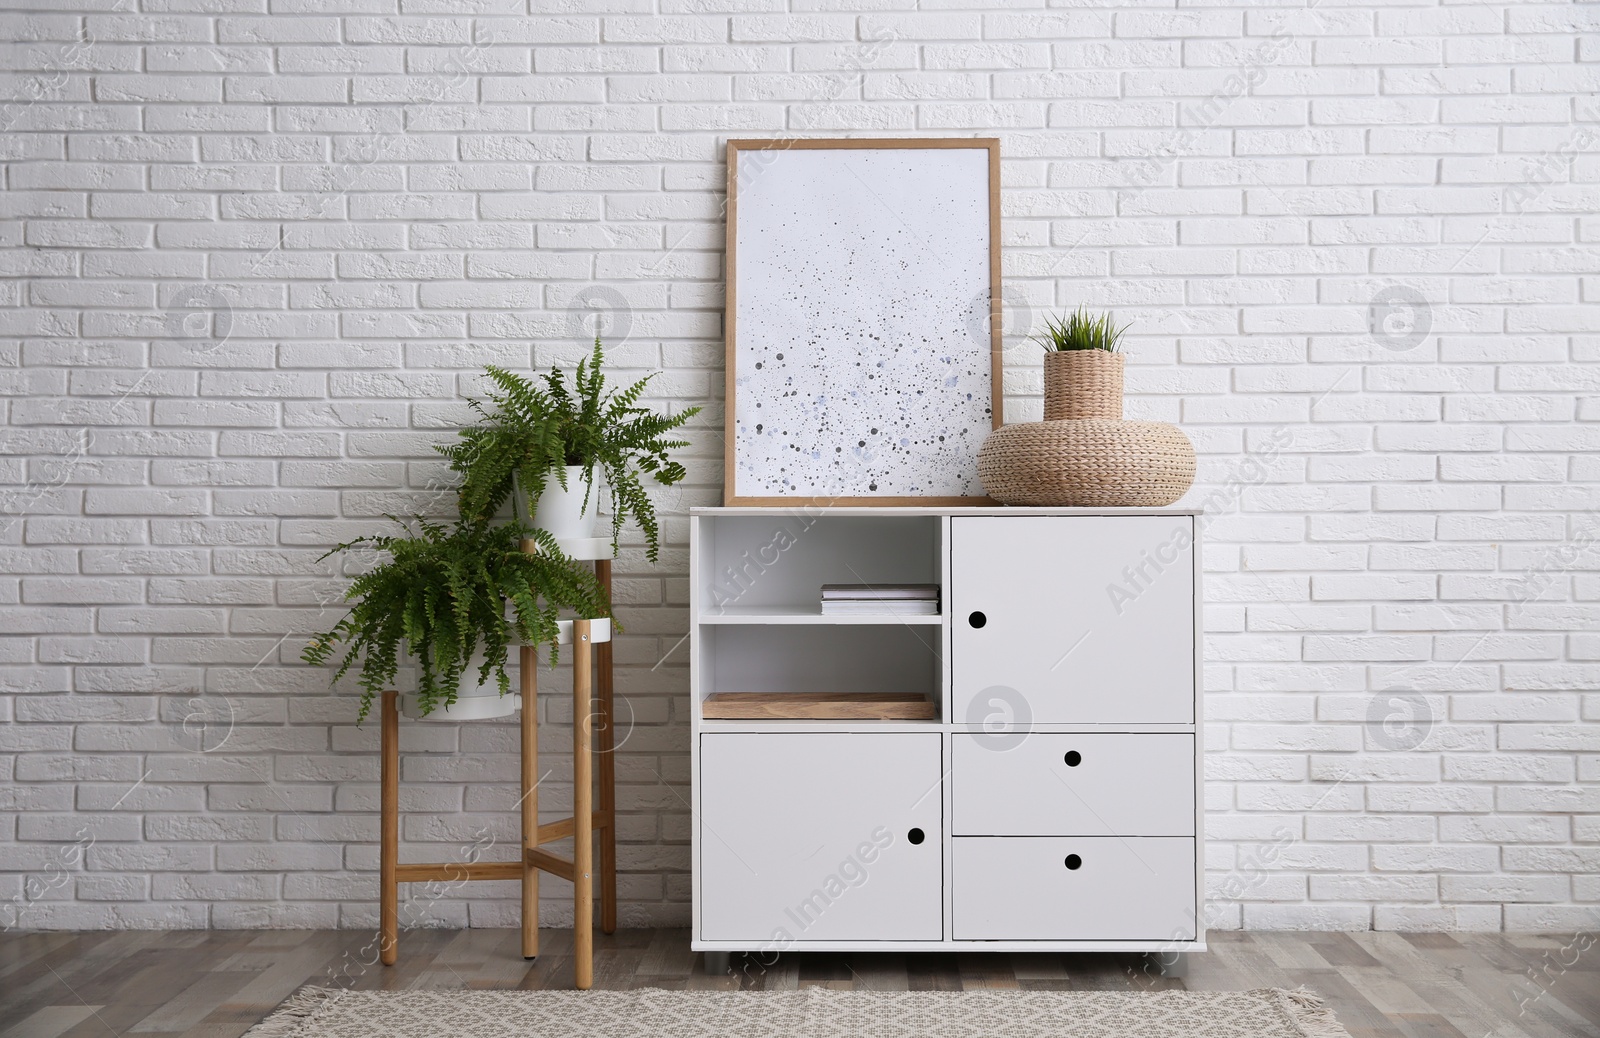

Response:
(819, 583), (940, 616)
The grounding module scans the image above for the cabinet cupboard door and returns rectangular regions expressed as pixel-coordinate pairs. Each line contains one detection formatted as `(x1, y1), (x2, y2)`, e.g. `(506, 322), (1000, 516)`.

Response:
(698, 733), (943, 944)
(951, 515), (1195, 724)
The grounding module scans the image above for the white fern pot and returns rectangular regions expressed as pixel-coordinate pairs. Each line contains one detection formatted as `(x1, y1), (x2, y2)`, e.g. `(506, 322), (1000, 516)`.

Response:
(400, 648), (519, 721)
(531, 464), (599, 541)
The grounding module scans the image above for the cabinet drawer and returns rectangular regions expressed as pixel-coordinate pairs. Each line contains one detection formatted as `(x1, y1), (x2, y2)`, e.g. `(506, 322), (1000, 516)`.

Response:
(951, 515), (1195, 725)
(952, 837), (1196, 941)
(952, 733), (1194, 836)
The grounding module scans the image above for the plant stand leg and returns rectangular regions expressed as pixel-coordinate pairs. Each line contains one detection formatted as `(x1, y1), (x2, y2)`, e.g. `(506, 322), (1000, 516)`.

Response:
(521, 645), (539, 961)
(380, 691), (399, 966)
(573, 620), (594, 990)
(595, 559), (618, 936)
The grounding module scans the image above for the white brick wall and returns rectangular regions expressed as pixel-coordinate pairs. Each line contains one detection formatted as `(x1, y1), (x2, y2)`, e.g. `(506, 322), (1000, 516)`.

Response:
(1, 0), (1597, 935)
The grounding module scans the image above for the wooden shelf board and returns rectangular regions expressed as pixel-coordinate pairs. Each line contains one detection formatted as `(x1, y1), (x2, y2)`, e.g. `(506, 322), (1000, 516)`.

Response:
(702, 691), (937, 720)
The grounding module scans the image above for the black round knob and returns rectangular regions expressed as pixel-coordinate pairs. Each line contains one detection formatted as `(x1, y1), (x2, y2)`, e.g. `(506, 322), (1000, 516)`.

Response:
(1064, 751), (1081, 767)
(1064, 854), (1082, 870)
(968, 611), (986, 629)
(907, 828), (925, 845)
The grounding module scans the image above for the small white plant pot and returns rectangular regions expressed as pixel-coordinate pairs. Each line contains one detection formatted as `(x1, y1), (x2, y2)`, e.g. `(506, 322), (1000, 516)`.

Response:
(531, 464), (599, 542)
(399, 649), (519, 721)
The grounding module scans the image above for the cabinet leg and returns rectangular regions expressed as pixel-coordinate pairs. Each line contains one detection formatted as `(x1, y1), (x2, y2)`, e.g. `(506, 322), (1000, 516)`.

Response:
(572, 621), (594, 990)
(1150, 951), (1188, 978)
(703, 951), (731, 976)
(379, 691), (399, 967)
(595, 560), (617, 936)
(520, 645), (539, 961)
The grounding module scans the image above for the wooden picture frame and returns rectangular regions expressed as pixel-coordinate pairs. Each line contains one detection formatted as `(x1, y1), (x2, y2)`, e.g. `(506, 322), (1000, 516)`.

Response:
(723, 138), (1002, 507)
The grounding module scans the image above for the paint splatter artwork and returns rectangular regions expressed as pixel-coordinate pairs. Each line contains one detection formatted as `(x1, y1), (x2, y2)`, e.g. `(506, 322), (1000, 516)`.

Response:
(731, 145), (994, 500)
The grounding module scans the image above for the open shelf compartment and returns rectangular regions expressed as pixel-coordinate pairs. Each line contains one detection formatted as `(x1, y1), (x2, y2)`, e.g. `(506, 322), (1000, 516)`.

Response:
(695, 513), (941, 619)
(696, 623), (942, 722)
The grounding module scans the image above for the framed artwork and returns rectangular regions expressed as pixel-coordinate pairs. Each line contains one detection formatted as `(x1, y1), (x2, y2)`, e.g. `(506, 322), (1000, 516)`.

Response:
(723, 138), (1002, 506)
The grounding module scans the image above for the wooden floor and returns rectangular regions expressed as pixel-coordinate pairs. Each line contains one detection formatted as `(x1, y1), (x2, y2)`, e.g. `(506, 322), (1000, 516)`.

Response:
(1, 928), (1596, 1038)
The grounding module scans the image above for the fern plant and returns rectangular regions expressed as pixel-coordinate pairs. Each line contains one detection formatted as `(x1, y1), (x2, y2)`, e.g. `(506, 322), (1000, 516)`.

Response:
(302, 518), (610, 723)
(438, 339), (700, 562)
(1033, 307), (1129, 353)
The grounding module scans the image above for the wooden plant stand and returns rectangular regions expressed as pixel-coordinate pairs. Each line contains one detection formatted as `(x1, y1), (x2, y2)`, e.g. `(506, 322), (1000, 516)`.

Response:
(379, 553), (618, 990)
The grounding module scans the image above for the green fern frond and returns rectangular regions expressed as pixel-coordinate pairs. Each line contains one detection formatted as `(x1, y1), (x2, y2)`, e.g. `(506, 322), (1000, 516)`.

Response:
(301, 518), (610, 723)
(442, 339), (700, 562)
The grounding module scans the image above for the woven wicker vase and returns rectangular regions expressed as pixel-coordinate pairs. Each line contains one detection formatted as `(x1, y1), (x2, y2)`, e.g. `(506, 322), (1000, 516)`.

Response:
(978, 420), (1196, 507)
(1044, 350), (1123, 420)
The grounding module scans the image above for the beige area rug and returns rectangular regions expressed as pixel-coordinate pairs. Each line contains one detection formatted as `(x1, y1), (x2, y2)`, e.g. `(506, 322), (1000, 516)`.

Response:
(247, 986), (1351, 1038)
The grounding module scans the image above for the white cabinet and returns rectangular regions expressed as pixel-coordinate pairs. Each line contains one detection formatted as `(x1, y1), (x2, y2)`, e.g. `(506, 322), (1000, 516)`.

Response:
(951, 515), (1194, 725)
(691, 507), (1202, 954)
(699, 733), (943, 943)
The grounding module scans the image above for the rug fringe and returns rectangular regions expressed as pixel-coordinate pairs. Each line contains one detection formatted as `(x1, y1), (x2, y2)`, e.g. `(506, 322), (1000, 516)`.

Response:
(1274, 987), (1348, 1038)
(242, 986), (342, 1038)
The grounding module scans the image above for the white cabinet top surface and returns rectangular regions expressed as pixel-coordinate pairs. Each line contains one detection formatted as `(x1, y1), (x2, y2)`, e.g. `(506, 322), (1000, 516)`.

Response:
(693, 505), (1203, 517)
